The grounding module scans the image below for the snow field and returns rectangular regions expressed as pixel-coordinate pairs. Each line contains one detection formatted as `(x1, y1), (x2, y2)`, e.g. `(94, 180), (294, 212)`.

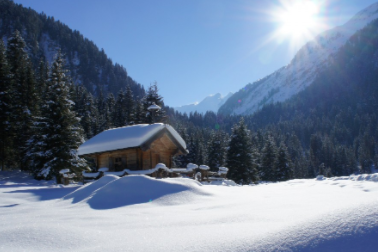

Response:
(0, 171), (378, 251)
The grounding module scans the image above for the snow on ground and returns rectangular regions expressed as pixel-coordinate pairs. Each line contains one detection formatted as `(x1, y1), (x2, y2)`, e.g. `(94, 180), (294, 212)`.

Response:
(1, 171), (378, 252)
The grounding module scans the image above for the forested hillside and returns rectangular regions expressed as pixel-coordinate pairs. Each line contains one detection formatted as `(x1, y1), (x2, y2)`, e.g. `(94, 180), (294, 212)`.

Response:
(0, 0), (145, 97)
(167, 17), (378, 182)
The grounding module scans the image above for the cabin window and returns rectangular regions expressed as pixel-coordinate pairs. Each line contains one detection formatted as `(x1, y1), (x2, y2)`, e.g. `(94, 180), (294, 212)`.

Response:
(113, 156), (126, 171)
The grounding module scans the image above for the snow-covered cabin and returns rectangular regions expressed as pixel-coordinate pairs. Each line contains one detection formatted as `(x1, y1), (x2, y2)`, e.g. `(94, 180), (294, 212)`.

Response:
(78, 124), (188, 172)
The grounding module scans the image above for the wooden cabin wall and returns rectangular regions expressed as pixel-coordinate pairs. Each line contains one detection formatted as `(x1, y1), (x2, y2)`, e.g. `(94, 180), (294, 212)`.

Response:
(94, 149), (139, 171)
(150, 134), (176, 168)
(142, 150), (151, 170)
(88, 133), (183, 171)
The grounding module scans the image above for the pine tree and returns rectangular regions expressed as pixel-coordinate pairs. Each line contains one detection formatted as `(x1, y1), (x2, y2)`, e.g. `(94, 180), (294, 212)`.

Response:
(275, 142), (292, 181)
(358, 131), (375, 173)
(207, 130), (227, 171)
(226, 118), (259, 184)
(6, 30), (39, 170)
(36, 57), (49, 101)
(80, 92), (96, 139)
(0, 40), (13, 170)
(142, 82), (166, 123)
(33, 51), (87, 181)
(113, 89), (126, 127)
(124, 84), (135, 125)
(103, 103), (113, 130)
(185, 134), (197, 164)
(309, 134), (322, 176)
(194, 136), (206, 165)
(24, 115), (49, 178)
(93, 90), (109, 133)
(20, 62), (41, 171)
(134, 97), (144, 124)
(260, 135), (277, 181)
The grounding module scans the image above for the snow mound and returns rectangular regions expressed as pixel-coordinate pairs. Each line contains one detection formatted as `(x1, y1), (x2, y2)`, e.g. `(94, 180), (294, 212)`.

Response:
(316, 175), (325, 180)
(64, 175), (211, 209)
(62, 175), (119, 203)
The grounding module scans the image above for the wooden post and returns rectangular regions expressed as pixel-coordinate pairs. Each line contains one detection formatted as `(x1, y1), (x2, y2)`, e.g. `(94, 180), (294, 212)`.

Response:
(96, 155), (100, 170)
(136, 149), (139, 169)
(150, 150), (152, 169)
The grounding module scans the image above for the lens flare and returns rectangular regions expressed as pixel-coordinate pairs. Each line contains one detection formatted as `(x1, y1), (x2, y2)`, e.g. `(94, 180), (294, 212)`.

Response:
(278, 1), (319, 38)
(261, 0), (328, 55)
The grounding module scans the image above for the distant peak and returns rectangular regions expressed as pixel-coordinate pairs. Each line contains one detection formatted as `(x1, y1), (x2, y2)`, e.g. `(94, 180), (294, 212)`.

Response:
(174, 92), (233, 114)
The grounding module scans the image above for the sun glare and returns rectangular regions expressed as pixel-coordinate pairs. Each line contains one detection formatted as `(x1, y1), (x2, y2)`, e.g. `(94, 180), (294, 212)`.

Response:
(271, 0), (324, 45)
(279, 1), (319, 37)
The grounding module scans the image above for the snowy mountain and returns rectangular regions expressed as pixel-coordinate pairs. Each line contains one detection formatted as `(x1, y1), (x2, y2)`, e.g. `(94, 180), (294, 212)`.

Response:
(219, 2), (378, 115)
(175, 92), (233, 114)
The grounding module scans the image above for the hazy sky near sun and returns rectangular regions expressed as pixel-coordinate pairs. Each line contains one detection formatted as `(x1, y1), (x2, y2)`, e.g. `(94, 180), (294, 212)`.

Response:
(13, 0), (378, 107)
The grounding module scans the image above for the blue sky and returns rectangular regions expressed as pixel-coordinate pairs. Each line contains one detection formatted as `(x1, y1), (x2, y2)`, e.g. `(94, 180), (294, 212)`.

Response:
(13, 0), (378, 107)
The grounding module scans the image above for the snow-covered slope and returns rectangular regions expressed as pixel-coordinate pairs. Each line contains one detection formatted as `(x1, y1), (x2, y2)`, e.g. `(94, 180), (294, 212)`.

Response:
(175, 92), (233, 114)
(219, 2), (378, 115)
(1, 171), (378, 251)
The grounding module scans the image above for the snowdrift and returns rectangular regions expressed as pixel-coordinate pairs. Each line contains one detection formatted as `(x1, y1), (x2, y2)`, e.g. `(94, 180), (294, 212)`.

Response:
(63, 175), (211, 209)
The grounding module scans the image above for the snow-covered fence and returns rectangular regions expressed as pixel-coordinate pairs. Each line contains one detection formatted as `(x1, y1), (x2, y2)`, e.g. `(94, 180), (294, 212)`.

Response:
(81, 163), (229, 183)
(59, 169), (76, 185)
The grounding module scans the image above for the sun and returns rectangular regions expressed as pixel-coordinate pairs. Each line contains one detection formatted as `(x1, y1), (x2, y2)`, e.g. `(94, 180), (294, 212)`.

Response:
(272, 0), (323, 43)
(278, 1), (319, 37)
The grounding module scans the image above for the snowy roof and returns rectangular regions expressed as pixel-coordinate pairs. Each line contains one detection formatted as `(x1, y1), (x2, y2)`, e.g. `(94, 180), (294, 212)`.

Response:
(78, 123), (187, 156)
(59, 169), (70, 174)
(219, 167), (228, 172)
(186, 163), (198, 171)
(199, 165), (210, 170)
(147, 104), (161, 111)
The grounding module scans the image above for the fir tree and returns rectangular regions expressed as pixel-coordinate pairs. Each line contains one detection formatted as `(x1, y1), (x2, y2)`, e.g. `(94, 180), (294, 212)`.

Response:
(275, 142), (292, 181)
(142, 82), (165, 123)
(84, 93), (97, 139)
(207, 130), (227, 171)
(36, 57), (49, 101)
(185, 134), (197, 165)
(96, 89), (106, 115)
(93, 89), (109, 133)
(0, 40), (12, 170)
(134, 97), (144, 124)
(194, 136), (206, 165)
(226, 118), (259, 184)
(358, 131), (375, 173)
(260, 135), (277, 181)
(113, 89), (126, 127)
(33, 51), (87, 181)
(6, 30), (38, 169)
(124, 84), (135, 125)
